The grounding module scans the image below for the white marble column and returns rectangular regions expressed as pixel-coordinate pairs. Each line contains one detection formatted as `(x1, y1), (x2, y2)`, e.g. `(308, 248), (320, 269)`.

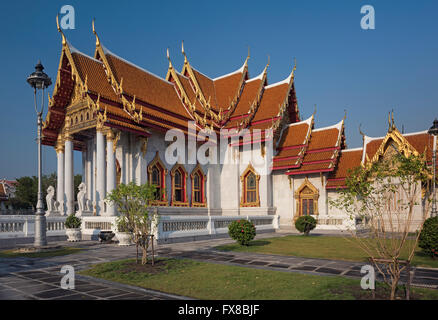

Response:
(86, 140), (93, 202)
(64, 136), (74, 215)
(96, 129), (106, 215)
(55, 141), (65, 215)
(106, 130), (117, 216)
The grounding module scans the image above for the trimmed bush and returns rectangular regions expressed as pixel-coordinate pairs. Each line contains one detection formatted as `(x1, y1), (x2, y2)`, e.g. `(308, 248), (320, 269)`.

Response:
(419, 216), (438, 258)
(295, 216), (317, 236)
(228, 219), (256, 246)
(65, 214), (81, 229)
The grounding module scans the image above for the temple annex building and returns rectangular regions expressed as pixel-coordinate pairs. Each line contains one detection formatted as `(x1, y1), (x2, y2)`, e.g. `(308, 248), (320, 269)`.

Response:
(40, 22), (437, 240)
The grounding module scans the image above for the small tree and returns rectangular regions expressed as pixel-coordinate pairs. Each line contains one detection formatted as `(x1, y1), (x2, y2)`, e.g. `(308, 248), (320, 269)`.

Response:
(295, 216), (317, 236)
(330, 153), (432, 300)
(418, 216), (438, 258)
(228, 220), (256, 246)
(106, 182), (159, 265)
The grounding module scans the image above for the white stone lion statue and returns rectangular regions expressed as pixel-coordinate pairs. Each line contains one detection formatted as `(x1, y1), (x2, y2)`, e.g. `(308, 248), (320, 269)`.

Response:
(45, 186), (60, 215)
(77, 182), (92, 214)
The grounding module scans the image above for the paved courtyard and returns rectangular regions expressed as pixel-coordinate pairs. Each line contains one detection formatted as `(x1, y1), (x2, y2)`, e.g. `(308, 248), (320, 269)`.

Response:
(1, 232), (437, 299)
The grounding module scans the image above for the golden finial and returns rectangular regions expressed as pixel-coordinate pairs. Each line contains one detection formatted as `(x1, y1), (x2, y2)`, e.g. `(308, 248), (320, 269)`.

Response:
(182, 41), (188, 64)
(312, 104), (317, 116)
(343, 109), (347, 121)
(92, 18), (100, 47)
(56, 14), (66, 46)
(359, 123), (365, 137)
(388, 111), (392, 131)
(391, 109), (395, 129)
(267, 55), (270, 67)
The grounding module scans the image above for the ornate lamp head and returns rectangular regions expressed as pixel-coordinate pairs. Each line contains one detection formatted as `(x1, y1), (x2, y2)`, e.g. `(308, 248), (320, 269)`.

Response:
(428, 118), (438, 136)
(27, 60), (52, 90)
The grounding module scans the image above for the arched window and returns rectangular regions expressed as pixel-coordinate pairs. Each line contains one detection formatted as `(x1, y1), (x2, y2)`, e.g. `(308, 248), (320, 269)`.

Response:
(240, 164), (260, 207)
(191, 164), (206, 207)
(294, 178), (319, 220)
(171, 164), (189, 207)
(147, 151), (168, 206)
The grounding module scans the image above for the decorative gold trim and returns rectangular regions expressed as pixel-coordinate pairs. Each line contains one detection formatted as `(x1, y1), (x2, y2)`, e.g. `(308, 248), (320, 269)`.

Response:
(92, 21), (142, 123)
(55, 135), (65, 153)
(367, 126), (419, 168)
(294, 177), (319, 220)
(240, 163), (261, 207)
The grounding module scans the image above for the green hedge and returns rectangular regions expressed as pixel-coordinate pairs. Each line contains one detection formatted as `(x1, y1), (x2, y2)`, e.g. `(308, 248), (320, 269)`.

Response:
(419, 216), (438, 258)
(228, 219), (256, 246)
(295, 216), (317, 235)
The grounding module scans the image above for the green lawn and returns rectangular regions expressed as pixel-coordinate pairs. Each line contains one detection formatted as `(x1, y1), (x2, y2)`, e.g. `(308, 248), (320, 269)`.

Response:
(80, 258), (438, 300)
(216, 235), (438, 269)
(0, 247), (82, 258)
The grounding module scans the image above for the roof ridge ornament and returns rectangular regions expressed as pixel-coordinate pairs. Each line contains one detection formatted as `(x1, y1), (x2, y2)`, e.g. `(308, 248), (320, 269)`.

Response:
(56, 14), (67, 46)
(92, 18), (101, 47)
(359, 123), (366, 137)
(182, 40), (188, 64)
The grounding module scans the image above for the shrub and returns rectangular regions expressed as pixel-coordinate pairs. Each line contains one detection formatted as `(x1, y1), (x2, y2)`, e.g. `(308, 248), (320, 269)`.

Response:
(419, 216), (438, 258)
(295, 215), (317, 236)
(228, 219), (256, 246)
(115, 216), (132, 233)
(65, 214), (81, 229)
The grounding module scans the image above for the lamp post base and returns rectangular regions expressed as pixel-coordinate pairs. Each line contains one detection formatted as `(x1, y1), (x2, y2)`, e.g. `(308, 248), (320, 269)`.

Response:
(34, 214), (47, 247)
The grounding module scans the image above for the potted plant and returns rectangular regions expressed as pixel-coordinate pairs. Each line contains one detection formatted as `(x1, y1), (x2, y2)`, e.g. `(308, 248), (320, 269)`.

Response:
(65, 214), (82, 242)
(115, 216), (133, 246)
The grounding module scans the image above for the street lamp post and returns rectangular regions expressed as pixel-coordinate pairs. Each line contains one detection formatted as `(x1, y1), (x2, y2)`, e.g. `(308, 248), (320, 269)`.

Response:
(27, 61), (52, 247)
(428, 119), (438, 218)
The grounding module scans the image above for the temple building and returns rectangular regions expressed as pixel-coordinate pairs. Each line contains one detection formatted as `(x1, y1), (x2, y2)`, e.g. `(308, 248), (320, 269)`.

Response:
(41, 21), (437, 236)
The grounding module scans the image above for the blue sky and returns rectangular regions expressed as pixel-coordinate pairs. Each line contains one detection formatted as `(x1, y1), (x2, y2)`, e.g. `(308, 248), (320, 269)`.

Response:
(0, 0), (437, 179)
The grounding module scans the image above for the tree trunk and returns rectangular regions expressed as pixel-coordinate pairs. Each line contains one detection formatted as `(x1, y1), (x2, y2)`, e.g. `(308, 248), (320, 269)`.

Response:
(390, 276), (400, 300)
(142, 246), (147, 265)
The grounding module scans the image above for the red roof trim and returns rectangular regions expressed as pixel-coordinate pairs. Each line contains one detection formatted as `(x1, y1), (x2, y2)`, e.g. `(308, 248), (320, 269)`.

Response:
(286, 168), (334, 176)
(278, 144), (307, 151)
(273, 155), (300, 162)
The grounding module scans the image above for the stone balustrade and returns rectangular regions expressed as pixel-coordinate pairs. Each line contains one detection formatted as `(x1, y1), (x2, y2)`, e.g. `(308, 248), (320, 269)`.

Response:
(0, 214), (279, 244)
(0, 215), (66, 239)
(157, 215), (279, 243)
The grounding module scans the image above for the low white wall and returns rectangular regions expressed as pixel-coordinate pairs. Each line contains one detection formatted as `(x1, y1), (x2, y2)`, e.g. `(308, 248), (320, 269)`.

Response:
(0, 215), (67, 243)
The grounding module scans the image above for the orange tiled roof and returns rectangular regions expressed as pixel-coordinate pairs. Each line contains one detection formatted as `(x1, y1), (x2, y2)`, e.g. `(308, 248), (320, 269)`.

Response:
(285, 120), (344, 175)
(105, 53), (190, 120)
(214, 70), (245, 110)
(71, 52), (119, 102)
(326, 149), (363, 189)
(251, 83), (289, 123)
(272, 116), (313, 170)
(43, 37), (301, 146)
(191, 68), (218, 109)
